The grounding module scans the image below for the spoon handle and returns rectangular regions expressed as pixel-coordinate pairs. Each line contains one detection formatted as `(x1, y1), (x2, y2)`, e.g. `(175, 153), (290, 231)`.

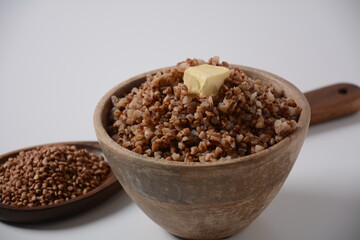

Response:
(304, 83), (360, 125)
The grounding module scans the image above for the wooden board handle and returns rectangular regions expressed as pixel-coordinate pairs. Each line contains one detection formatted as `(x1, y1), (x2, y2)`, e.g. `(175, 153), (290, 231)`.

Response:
(304, 83), (360, 125)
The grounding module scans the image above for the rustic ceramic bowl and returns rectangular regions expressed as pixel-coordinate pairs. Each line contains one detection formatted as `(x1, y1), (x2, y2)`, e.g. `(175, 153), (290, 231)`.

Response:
(94, 65), (311, 240)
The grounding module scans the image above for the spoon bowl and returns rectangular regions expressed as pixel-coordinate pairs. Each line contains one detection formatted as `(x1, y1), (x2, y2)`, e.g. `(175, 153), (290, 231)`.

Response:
(0, 141), (121, 223)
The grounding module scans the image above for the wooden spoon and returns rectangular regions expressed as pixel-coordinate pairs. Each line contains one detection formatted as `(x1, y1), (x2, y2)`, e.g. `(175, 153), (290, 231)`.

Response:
(305, 83), (360, 125)
(0, 141), (121, 223)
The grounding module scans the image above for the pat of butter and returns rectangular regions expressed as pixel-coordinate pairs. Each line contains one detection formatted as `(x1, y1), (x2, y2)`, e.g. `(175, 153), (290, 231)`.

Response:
(183, 64), (230, 97)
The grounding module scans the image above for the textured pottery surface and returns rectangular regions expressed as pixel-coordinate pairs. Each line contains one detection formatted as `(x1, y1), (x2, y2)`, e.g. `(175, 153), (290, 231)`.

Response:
(94, 65), (311, 240)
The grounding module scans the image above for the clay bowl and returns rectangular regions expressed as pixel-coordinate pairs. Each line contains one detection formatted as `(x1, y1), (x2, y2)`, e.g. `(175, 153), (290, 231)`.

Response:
(94, 65), (311, 240)
(0, 141), (121, 223)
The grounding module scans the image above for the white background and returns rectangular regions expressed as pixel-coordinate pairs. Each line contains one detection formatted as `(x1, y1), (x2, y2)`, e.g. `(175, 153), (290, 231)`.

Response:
(1, 1), (359, 239)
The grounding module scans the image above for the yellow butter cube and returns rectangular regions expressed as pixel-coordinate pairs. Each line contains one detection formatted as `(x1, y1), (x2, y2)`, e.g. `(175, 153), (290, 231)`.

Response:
(183, 64), (231, 97)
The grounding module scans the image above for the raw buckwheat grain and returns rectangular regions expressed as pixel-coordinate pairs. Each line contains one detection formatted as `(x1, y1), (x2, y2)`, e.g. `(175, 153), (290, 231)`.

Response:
(0, 145), (111, 207)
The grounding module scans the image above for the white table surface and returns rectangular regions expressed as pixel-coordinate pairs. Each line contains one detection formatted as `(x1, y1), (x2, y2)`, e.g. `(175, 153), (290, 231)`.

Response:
(1, 1), (359, 239)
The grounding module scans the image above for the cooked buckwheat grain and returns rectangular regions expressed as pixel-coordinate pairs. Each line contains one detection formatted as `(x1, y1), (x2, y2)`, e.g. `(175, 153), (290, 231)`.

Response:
(108, 57), (301, 162)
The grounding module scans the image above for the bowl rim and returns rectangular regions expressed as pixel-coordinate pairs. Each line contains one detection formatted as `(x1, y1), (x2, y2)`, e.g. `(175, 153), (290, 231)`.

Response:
(93, 64), (310, 168)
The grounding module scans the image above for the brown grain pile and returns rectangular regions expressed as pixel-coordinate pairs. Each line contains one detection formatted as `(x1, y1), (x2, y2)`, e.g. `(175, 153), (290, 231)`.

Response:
(0, 145), (111, 207)
(108, 57), (301, 162)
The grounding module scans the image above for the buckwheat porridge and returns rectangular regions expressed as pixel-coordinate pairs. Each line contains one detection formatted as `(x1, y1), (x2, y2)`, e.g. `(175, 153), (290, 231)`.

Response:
(108, 57), (301, 162)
